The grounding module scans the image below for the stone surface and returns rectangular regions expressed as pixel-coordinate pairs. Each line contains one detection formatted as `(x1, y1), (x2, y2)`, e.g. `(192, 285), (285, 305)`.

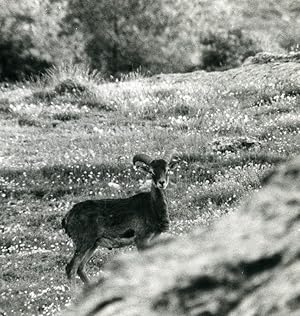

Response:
(211, 136), (261, 153)
(63, 156), (300, 316)
(244, 52), (300, 65)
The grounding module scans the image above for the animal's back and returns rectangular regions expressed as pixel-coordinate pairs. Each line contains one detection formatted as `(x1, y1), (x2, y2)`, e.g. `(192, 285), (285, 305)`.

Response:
(62, 193), (151, 240)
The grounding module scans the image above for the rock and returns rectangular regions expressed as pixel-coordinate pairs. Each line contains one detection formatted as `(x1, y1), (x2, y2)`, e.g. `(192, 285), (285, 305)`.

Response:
(108, 182), (122, 190)
(245, 52), (300, 65)
(54, 79), (88, 96)
(63, 156), (300, 316)
(0, 98), (12, 113)
(211, 136), (261, 153)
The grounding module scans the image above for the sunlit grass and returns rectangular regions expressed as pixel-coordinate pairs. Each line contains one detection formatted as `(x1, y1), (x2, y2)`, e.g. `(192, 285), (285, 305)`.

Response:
(0, 60), (299, 315)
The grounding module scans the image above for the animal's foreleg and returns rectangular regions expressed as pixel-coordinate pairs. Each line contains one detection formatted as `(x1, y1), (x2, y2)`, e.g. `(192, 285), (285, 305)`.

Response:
(135, 232), (160, 251)
(77, 245), (97, 284)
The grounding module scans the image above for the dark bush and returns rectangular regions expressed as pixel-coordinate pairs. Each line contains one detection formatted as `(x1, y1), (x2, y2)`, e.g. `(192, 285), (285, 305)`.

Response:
(279, 36), (300, 53)
(0, 38), (52, 81)
(0, 1), (86, 81)
(200, 28), (262, 71)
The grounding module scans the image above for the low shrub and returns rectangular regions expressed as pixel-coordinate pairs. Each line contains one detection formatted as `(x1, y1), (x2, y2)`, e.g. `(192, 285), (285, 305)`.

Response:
(17, 115), (42, 127)
(200, 28), (262, 71)
(52, 111), (80, 122)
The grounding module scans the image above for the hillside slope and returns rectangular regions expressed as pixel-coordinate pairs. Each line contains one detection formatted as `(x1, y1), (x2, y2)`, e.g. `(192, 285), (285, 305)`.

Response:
(0, 54), (300, 315)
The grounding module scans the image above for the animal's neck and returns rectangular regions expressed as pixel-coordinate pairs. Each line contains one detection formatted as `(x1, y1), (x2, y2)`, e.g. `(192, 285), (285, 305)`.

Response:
(151, 185), (166, 206)
(150, 184), (169, 232)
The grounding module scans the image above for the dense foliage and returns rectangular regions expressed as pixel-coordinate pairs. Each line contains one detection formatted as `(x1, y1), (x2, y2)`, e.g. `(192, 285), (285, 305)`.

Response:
(199, 28), (262, 71)
(65, 0), (199, 75)
(0, 0), (299, 80)
(0, 0), (85, 80)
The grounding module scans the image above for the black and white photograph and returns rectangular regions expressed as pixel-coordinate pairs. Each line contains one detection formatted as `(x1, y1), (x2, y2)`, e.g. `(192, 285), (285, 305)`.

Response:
(0, 0), (299, 315)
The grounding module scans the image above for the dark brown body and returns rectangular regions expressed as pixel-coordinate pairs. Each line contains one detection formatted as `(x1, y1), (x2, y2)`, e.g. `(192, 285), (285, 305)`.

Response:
(62, 154), (177, 287)
(62, 185), (169, 286)
(62, 189), (169, 249)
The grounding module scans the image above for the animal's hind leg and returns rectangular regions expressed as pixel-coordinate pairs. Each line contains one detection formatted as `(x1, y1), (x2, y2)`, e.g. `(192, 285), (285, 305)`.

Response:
(77, 245), (97, 284)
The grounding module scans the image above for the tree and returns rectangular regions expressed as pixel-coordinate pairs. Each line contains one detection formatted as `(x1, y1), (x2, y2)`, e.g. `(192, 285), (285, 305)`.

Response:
(66, 0), (199, 75)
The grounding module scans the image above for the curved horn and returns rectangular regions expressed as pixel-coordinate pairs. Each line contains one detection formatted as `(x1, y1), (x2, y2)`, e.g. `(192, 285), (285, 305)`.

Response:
(133, 154), (153, 166)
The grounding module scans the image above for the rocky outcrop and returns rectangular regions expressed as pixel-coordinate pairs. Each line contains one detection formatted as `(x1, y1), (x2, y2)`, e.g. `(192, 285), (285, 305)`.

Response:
(63, 156), (300, 316)
(244, 52), (300, 65)
(211, 136), (261, 153)
(54, 79), (88, 96)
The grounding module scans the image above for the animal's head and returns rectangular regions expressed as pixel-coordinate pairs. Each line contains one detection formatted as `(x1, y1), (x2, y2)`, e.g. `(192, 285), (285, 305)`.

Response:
(133, 154), (179, 189)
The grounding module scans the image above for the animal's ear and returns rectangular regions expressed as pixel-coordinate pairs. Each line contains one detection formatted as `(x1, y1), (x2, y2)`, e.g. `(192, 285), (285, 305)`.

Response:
(134, 162), (151, 174)
(169, 155), (180, 169)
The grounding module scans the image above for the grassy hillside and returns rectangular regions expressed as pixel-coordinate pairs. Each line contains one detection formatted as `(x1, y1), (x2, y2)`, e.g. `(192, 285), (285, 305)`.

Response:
(0, 58), (300, 315)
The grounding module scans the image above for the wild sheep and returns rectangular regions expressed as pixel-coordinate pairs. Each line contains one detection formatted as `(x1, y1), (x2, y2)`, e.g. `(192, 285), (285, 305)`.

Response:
(62, 153), (178, 287)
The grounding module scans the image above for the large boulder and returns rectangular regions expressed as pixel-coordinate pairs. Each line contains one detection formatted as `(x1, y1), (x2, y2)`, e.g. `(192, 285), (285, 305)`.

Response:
(63, 156), (300, 316)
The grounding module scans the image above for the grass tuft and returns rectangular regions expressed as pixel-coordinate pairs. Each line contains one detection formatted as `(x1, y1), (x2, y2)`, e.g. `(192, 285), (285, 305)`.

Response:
(17, 115), (42, 127)
(41, 62), (104, 88)
(52, 111), (80, 122)
(31, 89), (57, 102)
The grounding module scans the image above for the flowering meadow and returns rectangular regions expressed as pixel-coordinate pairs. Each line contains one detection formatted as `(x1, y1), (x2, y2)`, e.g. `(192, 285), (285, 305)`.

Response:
(0, 61), (299, 315)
